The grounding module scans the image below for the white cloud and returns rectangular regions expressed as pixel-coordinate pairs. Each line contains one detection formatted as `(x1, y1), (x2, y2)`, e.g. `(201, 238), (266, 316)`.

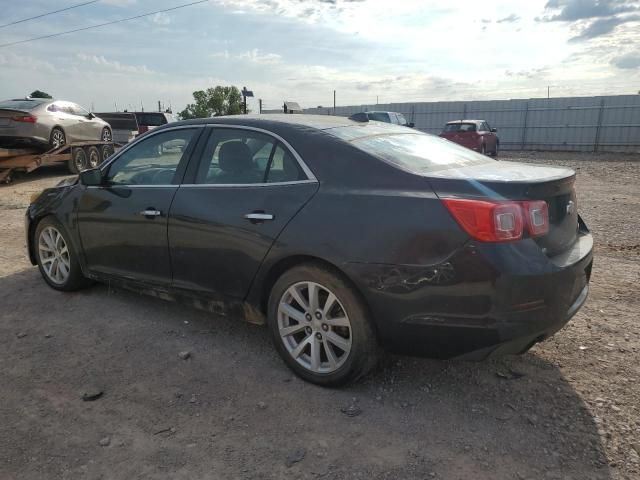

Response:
(210, 49), (282, 64)
(152, 12), (171, 26)
(76, 53), (155, 74)
(0, 52), (56, 73)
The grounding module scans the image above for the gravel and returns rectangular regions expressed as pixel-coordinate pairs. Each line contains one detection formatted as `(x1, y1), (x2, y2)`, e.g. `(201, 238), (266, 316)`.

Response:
(0, 154), (638, 479)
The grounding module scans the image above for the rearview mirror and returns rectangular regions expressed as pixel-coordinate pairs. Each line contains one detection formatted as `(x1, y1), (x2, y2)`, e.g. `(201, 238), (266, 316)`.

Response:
(490, 128), (497, 132)
(79, 168), (103, 186)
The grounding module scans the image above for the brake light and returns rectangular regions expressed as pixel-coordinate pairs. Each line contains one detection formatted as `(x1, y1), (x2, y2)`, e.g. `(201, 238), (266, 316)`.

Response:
(442, 198), (549, 242)
(12, 115), (37, 123)
(523, 200), (549, 237)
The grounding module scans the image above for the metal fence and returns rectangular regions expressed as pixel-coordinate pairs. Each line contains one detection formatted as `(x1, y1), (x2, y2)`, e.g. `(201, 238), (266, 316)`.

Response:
(303, 95), (640, 153)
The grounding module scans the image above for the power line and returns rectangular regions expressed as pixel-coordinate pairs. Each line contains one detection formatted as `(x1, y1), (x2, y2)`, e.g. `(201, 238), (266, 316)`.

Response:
(0, 0), (209, 48)
(0, 0), (99, 29)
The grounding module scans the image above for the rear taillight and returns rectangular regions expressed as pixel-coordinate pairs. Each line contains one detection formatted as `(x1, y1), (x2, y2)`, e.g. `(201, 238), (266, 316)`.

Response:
(442, 198), (549, 243)
(12, 115), (37, 123)
(138, 126), (149, 134)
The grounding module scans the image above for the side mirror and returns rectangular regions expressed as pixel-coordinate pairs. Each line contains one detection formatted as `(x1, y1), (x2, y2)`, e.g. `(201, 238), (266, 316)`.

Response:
(79, 168), (103, 186)
(87, 112), (95, 119)
(490, 128), (497, 133)
(408, 122), (415, 128)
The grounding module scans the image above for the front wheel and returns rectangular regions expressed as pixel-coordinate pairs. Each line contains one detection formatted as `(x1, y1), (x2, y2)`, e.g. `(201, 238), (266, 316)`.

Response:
(268, 264), (378, 386)
(35, 217), (92, 291)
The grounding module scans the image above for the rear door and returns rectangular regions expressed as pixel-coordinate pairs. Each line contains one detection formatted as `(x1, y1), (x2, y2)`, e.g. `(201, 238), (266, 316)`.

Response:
(168, 126), (318, 299)
(456, 122), (478, 149)
(77, 126), (202, 285)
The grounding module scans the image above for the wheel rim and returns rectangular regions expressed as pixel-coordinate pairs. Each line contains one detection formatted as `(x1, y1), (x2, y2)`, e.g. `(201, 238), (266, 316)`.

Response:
(52, 130), (65, 148)
(88, 149), (100, 168)
(38, 226), (71, 285)
(278, 281), (353, 374)
(74, 150), (86, 171)
(102, 129), (111, 142)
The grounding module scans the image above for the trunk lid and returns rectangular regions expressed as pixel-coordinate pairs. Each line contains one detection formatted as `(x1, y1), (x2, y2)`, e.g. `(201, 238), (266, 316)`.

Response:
(427, 161), (578, 255)
(0, 109), (31, 127)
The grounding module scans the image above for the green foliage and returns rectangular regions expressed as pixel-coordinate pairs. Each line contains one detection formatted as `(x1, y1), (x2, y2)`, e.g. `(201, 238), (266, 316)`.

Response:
(29, 90), (53, 99)
(179, 86), (244, 119)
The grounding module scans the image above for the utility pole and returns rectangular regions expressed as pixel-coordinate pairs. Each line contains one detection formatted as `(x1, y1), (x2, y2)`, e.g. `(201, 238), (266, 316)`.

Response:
(158, 100), (161, 112)
(241, 87), (254, 114)
(259, 98), (262, 114)
(376, 95), (379, 105)
(547, 86), (550, 99)
(333, 90), (336, 114)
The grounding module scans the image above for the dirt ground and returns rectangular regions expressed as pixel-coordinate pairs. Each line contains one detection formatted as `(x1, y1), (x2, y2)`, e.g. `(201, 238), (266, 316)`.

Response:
(0, 151), (638, 480)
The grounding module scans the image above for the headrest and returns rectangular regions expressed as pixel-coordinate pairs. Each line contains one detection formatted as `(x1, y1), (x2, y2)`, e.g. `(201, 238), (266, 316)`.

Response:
(219, 141), (252, 173)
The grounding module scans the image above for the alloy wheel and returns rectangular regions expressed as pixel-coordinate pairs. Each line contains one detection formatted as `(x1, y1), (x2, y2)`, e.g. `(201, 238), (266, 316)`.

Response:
(278, 281), (353, 374)
(38, 226), (71, 285)
(51, 129), (65, 149)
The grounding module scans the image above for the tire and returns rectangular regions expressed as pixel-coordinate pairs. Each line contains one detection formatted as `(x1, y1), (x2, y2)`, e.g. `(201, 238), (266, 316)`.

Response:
(34, 217), (92, 292)
(101, 144), (115, 162)
(49, 127), (66, 150)
(101, 127), (112, 142)
(493, 141), (499, 157)
(267, 263), (378, 386)
(86, 146), (101, 168)
(68, 148), (87, 174)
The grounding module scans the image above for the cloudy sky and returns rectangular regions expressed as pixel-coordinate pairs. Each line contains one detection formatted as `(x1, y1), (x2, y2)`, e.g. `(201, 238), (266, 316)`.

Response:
(0, 0), (638, 113)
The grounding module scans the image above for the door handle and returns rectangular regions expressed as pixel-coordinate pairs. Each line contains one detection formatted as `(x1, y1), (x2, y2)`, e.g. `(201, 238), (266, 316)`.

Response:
(244, 212), (274, 223)
(139, 209), (161, 217)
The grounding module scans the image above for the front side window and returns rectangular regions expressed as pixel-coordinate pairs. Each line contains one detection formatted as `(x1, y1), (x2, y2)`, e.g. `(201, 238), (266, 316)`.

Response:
(367, 112), (391, 123)
(72, 103), (91, 118)
(195, 128), (305, 184)
(105, 128), (197, 185)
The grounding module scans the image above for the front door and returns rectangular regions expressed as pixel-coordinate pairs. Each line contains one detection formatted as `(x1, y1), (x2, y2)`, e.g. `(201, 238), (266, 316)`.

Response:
(169, 126), (318, 299)
(77, 126), (202, 285)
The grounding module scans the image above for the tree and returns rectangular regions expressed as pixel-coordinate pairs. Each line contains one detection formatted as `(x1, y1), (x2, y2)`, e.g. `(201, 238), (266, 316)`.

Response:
(179, 86), (244, 119)
(29, 90), (53, 99)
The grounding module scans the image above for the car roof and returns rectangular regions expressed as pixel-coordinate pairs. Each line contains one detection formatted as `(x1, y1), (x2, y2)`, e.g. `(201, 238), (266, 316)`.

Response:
(445, 119), (484, 124)
(171, 114), (374, 130)
(366, 111), (404, 115)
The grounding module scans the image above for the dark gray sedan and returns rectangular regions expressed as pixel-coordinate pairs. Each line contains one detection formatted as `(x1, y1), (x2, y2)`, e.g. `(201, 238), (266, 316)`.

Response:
(0, 98), (112, 150)
(25, 114), (593, 386)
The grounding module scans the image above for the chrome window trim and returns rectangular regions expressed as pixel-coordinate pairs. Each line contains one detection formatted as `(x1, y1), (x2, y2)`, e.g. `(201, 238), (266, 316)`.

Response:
(86, 184), (177, 189)
(203, 123), (317, 182)
(179, 179), (318, 189)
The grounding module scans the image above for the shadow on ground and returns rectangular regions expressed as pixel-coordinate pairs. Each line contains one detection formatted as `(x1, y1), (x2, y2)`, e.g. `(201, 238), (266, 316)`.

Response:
(0, 269), (611, 480)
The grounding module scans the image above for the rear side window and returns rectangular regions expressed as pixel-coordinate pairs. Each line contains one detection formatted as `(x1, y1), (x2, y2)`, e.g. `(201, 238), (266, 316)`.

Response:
(0, 99), (46, 110)
(195, 129), (305, 185)
(396, 113), (408, 126)
(348, 133), (493, 173)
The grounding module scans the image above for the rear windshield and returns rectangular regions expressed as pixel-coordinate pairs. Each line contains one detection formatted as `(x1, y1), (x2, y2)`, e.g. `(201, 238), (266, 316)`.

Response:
(136, 113), (167, 126)
(444, 123), (476, 132)
(335, 131), (492, 173)
(366, 112), (390, 123)
(0, 99), (46, 110)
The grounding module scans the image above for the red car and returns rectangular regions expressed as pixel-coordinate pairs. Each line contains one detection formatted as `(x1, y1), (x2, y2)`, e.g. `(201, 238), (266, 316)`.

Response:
(439, 120), (499, 156)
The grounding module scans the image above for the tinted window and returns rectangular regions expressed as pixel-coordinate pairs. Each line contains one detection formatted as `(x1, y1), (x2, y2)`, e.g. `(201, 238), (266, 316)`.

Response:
(0, 99), (46, 110)
(266, 145), (304, 183)
(443, 123), (476, 133)
(196, 129), (305, 184)
(106, 128), (197, 185)
(136, 113), (167, 127)
(367, 112), (391, 123)
(347, 132), (493, 173)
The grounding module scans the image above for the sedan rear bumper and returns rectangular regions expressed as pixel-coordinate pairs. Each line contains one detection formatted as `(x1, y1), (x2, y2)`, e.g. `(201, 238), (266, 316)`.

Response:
(344, 230), (593, 360)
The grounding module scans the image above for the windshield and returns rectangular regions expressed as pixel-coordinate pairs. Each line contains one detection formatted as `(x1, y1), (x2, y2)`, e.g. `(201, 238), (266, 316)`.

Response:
(338, 131), (493, 173)
(0, 99), (47, 110)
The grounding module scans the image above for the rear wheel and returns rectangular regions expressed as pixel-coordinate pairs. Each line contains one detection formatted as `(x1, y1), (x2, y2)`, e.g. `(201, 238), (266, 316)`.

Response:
(86, 146), (101, 168)
(101, 144), (115, 162)
(68, 148), (87, 174)
(493, 141), (499, 157)
(268, 264), (378, 386)
(35, 217), (92, 291)
(49, 127), (66, 150)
